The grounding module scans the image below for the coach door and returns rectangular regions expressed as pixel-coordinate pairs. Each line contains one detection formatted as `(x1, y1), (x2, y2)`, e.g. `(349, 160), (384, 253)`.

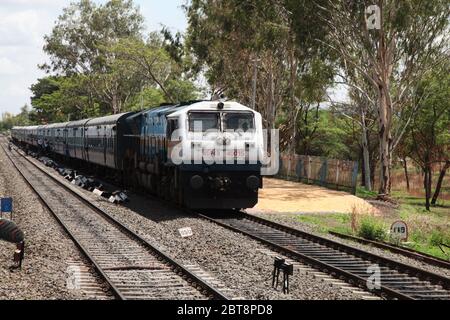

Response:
(103, 126), (107, 167)
(64, 128), (68, 157)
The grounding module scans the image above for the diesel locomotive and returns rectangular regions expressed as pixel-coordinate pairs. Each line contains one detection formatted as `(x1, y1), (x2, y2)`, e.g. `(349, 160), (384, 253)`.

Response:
(11, 100), (267, 209)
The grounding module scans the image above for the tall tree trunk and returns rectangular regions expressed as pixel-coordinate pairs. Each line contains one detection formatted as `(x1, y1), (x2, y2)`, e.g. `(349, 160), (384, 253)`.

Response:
(374, 13), (395, 198)
(267, 62), (275, 130)
(290, 107), (300, 155)
(431, 161), (450, 205)
(251, 57), (258, 110)
(270, 68), (275, 129)
(361, 108), (372, 191)
(423, 165), (432, 211)
(361, 148), (366, 187)
(402, 156), (410, 192)
(111, 93), (120, 115)
(377, 86), (392, 198)
(288, 37), (298, 155)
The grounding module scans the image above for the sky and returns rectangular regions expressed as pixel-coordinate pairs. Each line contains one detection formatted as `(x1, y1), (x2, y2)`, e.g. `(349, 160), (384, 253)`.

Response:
(0, 0), (188, 116)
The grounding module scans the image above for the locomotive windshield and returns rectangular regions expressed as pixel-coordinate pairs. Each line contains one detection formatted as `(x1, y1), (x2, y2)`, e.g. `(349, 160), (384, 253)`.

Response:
(189, 112), (220, 132)
(189, 112), (255, 132)
(223, 113), (254, 132)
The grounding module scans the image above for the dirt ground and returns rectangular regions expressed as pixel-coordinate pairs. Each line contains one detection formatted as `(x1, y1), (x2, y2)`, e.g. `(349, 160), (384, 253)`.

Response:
(248, 178), (379, 215)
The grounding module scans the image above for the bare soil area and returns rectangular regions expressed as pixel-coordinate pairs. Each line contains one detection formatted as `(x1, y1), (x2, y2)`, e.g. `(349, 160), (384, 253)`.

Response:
(248, 178), (379, 215)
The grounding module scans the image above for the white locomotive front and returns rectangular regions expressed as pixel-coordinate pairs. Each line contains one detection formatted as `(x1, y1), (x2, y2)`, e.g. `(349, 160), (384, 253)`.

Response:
(161, 101), (266, 208)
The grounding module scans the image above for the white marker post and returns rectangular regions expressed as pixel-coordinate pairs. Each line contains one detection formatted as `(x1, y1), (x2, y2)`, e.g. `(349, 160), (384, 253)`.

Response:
(390, 221), (408, 242)
(178, 227), (193, 238)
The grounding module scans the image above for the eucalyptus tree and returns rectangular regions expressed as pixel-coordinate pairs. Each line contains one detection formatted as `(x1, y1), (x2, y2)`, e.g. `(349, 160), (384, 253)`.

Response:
(41, 0), (145, 114)
(403, 63), (450, 210)
(185, 0), (335, 147)
(320, 0), (450, 198)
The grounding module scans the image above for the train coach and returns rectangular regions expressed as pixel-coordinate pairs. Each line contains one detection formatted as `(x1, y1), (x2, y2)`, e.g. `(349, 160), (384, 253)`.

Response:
(11, 100), (267, 209)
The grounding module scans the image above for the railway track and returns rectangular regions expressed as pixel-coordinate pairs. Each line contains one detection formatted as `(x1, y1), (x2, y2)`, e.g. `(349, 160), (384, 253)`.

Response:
(198, 211), (450, 300)
(5, 140), (450, 300)
(329, 231), (450, 270)
(1, 143), (228, 300)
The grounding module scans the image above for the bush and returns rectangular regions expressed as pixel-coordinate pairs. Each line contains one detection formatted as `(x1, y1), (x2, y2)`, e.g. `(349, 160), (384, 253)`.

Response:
(358, 216), (387, 241)
(429, 230), (450, 247)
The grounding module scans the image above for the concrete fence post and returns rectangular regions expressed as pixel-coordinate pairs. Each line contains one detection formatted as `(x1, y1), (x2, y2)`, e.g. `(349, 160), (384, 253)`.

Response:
(336, 160), (340, 190)
(351, 161), (359, 195)
(307, 156), (312, 184)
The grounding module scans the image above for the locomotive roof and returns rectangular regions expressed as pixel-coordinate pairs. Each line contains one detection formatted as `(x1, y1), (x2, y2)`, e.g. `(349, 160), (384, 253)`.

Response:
(130, 101), (255, 119)
(85, 112), (134, 126)
(167, 101), (256, 117)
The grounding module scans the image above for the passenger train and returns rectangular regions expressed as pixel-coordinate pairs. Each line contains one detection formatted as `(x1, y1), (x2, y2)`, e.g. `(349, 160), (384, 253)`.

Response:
(11, 101), (267, 209)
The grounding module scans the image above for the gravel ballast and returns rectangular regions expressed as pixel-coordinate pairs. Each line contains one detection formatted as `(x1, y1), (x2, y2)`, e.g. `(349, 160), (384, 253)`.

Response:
(0, 142), (106, 300)
(20, 148), (374, 300)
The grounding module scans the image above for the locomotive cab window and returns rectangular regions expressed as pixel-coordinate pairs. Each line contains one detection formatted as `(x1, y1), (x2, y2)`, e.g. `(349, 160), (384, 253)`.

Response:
(188, 112), (219, 132)
(167, 119), (179, 138)
(223, 112), (254, 132)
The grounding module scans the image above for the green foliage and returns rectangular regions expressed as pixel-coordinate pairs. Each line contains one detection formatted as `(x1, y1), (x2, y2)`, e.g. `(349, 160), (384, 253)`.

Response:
(165, 79), (199, 103)
(41, 0), (146, 115)
(42, 0), (144, 74)
(0, 105), (34, 132)
(295, 213), (352, 234)
(356, 187), (378, 200)
(400, 61), (450, 208)
(286, 109), (355, 159)
(26, 0), (200, 123)
(310, 111), (351, 158)
(429, 230), (450, 247)
(31, 76), (102, 122)
(125, 88), (165, 111)
(357, 216), (387, 241)
(185, 0), (335, 133)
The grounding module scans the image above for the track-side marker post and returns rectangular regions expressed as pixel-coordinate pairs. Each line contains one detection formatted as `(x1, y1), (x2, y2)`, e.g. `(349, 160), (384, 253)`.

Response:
(0, 197), (13, 221)
(13, 241), (25, 269)
(272, 257), (293, 294)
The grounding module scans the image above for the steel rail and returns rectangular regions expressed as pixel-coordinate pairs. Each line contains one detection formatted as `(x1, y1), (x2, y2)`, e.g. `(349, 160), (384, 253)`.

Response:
(329, 231), (450, 270)
(197, 211), (450, 300)
(1, 142), (228, 300)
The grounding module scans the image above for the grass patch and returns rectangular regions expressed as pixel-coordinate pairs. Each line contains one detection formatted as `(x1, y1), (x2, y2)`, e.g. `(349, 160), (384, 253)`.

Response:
(292, 192), (449, 260)
(356, 187), (378, 199)
(295, 213), (352, 234)
(357, 216), (387, 241)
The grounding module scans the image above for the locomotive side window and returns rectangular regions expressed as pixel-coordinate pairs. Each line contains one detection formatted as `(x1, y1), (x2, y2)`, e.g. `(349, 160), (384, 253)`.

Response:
(167, 119), (179, 138)
(223, 112), (254, 132)
(189, 113), (219, 132)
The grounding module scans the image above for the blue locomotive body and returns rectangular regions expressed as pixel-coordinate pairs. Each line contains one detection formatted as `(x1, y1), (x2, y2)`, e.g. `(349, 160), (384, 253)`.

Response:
(11, 101), (266, 209)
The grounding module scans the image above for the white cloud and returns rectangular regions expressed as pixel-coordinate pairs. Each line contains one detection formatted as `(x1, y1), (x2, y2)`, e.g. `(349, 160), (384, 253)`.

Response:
(0, 10), (43, 47)
(0, 57), (23, 75)
(0, 1), (66, 114)
(0, 0), (188, 115)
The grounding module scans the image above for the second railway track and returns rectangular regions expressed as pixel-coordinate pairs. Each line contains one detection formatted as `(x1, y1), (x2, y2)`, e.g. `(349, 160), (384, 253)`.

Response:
(4, 140), (450, 301)
(198, 211), (450, 300)
(2, 143), (228, 300)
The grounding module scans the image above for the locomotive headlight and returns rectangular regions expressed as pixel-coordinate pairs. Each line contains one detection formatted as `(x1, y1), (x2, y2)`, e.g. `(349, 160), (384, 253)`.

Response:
(246, 176), (260, 190)
(190, 175), (204, 190)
